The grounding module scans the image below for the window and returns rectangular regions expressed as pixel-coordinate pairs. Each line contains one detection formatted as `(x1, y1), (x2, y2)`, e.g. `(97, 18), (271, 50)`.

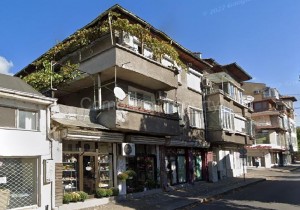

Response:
(0, 106), (38, 130)
(263, 88), (279, 99)
(220, 106), (234, 131)
(187, 68), (202, 92)
(0, 158), (38, 209)
(189, 107), (204, 128)
(163, 101), (182, 117)
(18, 110), (38, 130)
(0, 106), (16, 127)
(234, 115), (246, 133)
(128, 87), (155, 111)
(143, 47), (153, 59)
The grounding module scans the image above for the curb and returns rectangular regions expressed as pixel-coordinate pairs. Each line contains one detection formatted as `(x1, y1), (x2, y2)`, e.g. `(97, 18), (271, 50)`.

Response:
(175, 178), (266, 209)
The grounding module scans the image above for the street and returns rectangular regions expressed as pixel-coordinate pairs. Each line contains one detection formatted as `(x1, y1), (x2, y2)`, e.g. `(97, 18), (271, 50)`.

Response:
(183, 168), (300, 210)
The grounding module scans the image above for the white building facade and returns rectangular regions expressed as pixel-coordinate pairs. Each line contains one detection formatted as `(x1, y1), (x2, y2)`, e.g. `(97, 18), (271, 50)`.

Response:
(0, 74), (56, 210)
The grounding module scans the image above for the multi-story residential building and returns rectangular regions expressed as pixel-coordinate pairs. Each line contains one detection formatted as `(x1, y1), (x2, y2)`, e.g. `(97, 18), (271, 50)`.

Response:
(0, 73), (56, 210)
(15, 4), (213, 206)
(242, 82), (298, 168)
(203, 59), (254, 180)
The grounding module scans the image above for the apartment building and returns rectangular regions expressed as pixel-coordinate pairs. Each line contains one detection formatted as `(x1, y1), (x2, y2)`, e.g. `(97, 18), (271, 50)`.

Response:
(0, 73), (56, 209)
(15, 5), (213, 206)
(242, 82), (298, 167)
(203, 59), (254, 180)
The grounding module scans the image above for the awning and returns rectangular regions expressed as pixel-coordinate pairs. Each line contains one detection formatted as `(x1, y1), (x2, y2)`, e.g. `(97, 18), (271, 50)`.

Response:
(52, 118), (124, 143)
(127, 135), (166, 145)
(61, 128), (124, 143)
(166, 137), (210, 148)
(52, 118), (108, 130)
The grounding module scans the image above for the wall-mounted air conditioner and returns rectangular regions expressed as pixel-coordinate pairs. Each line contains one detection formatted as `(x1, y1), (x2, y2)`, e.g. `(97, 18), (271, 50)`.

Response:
(121, 32), (134, 47)
(203, 78), (212, 88)
(121, 143), (135, 156)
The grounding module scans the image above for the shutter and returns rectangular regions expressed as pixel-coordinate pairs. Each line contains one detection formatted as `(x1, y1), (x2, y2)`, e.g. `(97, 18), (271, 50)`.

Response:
(55, 163), (63, 207)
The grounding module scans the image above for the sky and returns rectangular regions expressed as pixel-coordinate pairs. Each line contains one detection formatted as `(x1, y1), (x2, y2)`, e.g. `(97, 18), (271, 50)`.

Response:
(1, 0), (300, 124)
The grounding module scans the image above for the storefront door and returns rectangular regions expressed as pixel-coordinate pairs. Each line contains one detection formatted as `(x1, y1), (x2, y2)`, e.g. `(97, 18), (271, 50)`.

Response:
(83, 156), (97, 195)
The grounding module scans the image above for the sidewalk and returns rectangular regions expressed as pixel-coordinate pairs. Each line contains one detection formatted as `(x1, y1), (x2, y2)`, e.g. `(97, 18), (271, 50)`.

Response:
(62, 164), (300, 210)
(79, 176), (265, 210)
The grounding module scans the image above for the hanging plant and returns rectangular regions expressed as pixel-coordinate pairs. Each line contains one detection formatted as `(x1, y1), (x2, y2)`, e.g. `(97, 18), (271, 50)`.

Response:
(22, 60), (81, 91)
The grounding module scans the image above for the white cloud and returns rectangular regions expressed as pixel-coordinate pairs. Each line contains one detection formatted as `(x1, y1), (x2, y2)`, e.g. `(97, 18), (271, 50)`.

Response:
(0, 56), (13, 75)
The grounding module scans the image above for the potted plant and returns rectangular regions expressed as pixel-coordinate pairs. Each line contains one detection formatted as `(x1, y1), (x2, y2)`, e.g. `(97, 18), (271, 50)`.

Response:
(117, 172), (129, 181)
(124, 169), (137, 179)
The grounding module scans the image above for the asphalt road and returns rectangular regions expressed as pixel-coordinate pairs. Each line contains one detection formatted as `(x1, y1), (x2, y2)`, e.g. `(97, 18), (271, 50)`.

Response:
(183, 169), (300, 210)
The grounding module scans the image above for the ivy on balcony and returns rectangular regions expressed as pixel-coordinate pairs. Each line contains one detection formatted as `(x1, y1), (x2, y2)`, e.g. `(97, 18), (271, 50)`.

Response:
(22, 11), (186, 91)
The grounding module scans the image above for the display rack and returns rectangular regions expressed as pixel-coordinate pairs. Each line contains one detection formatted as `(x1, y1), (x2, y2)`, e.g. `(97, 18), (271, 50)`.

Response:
(62, 162), (78, 192)
(98, 154), (111, 188)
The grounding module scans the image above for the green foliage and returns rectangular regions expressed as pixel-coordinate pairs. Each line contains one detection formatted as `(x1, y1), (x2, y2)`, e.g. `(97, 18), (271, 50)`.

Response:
(105, 188), (113, 197)
(70, 192), (81, 202)
(63, 193), (72, 204)
(117, 172), (129, 181)
(110, 187), (119, 196)
(96, 188), (107, 198)
(22, 60), (81, 91)
(23, 10), (186, 91)
(124, 169), (137, 178)
(77, 191), (88, 201)
(297, 127), (300, 151)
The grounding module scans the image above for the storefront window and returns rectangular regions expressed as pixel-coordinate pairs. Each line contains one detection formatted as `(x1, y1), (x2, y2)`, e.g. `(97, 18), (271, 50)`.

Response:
(0, 158), (38, 209)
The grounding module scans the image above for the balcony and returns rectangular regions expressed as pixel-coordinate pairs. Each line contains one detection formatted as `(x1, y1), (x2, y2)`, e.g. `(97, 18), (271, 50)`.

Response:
(79, 45), (178, 90)
(97, 100), (180, 136)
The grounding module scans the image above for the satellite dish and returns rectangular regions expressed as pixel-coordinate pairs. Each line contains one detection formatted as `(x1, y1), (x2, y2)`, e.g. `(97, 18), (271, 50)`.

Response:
(114, 87), (126, 101)
(243, 95), (254, 104)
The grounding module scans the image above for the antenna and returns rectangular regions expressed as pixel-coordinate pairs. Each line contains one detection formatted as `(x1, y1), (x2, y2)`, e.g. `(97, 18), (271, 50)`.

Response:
(114, 87), (126, 101)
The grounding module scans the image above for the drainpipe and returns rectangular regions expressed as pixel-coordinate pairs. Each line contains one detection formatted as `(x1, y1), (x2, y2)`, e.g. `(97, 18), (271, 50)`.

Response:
(46, 102), (58, 210)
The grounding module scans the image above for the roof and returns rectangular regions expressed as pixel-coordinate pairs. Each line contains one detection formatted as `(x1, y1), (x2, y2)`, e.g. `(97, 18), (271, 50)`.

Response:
(280, 95), (297, 102)
(15, 4), (211, 77)
(210, 63), (252, 82)
(0, 73), (42, 96)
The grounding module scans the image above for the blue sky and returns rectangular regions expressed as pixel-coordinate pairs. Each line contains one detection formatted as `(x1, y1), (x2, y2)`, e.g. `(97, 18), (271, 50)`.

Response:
(1, 0), (300, 124)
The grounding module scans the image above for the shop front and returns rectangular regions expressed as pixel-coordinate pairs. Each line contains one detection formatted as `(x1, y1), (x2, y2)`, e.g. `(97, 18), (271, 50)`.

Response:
(125, 135), (164, 193)
(62, 141), (115, 195)
(165, 147), (206, 186)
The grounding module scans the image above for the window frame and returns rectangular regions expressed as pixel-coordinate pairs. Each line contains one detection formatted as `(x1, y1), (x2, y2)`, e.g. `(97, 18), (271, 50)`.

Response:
(189, 106), (204, 129)
(187, 68), (202, 93)
(0, 105), (39, 131)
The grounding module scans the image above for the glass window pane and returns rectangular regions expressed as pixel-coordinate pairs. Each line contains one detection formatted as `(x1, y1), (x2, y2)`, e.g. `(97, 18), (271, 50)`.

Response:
(18, 110), (37, 130)
(0, 106), (16, 128)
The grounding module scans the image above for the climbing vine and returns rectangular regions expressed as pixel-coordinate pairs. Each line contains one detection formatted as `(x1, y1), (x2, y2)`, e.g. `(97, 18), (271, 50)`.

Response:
(23, 10), (186, 91)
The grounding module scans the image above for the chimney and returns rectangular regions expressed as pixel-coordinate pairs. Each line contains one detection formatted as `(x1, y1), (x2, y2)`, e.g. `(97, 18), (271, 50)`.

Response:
(193, 52), (202, 59)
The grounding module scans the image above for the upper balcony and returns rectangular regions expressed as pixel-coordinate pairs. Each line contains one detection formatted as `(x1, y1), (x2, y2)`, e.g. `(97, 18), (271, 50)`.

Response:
(80, 45), (178, 89)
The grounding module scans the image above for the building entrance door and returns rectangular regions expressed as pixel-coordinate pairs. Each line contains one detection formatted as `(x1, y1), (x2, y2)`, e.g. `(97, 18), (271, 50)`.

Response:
(83, 156), (97, 195)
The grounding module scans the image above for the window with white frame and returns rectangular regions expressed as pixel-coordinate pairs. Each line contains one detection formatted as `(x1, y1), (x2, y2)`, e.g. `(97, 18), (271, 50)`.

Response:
(187, 68), (202, 92)
(189, 107), (204, 128)
(128, 87), (155, 111)
(0, 106), (39, 130)
(163, 101), (182, 117)
(143, 47), (153, 59)
(220, 106), (234, 131)
(234, 115), (246, 133)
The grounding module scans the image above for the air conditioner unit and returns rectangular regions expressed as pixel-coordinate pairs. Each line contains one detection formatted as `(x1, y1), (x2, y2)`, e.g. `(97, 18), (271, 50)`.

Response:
(203, 78), (212, 88)
(121, 32), (134, 47)
(253, 90), (260, 94)
(156, 91), (167, 101)
(121, 143), (135, 156)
